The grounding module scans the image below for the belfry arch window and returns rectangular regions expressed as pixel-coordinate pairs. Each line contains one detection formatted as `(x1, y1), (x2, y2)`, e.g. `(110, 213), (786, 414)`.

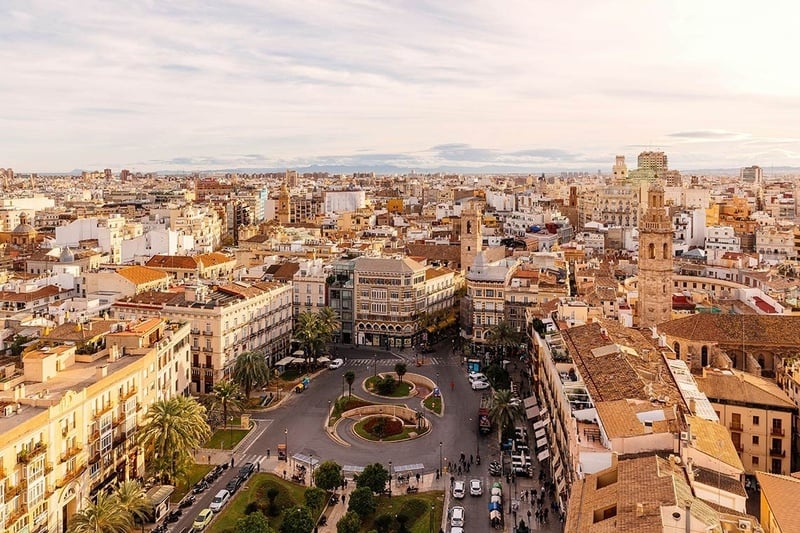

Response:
(648, 243), (655, 259)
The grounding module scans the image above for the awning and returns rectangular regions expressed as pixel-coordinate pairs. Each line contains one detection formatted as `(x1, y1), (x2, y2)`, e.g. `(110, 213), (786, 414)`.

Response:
(555, 463), (564, 483)
(525, 406), (540, 420)
(317, 356), (331, 363)
(538, 407), (549, 418)
(535, 428), (546, 439)
(524, 396), (539, 408)
(146, 485), (175, 506)
(275, 356), (295, 366)
(536, 437), (548, 449)
(557, 476), (566, 494)
(537, 450), (550, 462)
(394, 463), (425, 473)
(343, 465), (365, 474)
(533, 420), (546, 430)
(292, 453), (320, 467)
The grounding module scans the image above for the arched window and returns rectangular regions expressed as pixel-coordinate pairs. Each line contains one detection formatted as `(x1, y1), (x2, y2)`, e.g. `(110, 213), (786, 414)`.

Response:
(663, 243), (668, 259)
(649, 243), (655, 259)
(466, 221), (472, 234)
(701, 345), (708, 367)
(673, 342), (681, 359)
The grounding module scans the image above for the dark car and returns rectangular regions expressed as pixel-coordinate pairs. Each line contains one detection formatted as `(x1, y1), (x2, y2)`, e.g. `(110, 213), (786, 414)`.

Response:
(238, 462), (256, 480)
(226, 477), (242, 494)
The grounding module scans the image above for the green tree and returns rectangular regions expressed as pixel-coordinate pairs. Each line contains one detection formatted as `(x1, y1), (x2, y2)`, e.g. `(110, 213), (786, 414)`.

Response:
(394, 362), (407, 383)
(488, 389), (524, 443)
(9, 334), (32, 357)
(344, 371), (356, 397)
(233, 350), (270, 399)
(304, 487), (326, 513)
(486, 320), (523, 358)
(211, 379), (245, 431)
(336, 511), (362, 533)
(280, 506), (315, 533)
(347, 486), (376, 518)
(294, 308), (341, 367)
(235, 511), (276, 533)
(313, 460), (344, 491)
(355, 463), (389, 494)
(374, 514), (393, 533)
(138, 395), (211, 483)
(375, 375), (396, 395)
(114, 480), (152, 527)
(67, 491), (133, 533)
(317, 306), (341, 342)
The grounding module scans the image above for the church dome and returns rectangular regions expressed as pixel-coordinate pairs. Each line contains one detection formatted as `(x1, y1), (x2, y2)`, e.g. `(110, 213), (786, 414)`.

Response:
(12, 221), (35, 234)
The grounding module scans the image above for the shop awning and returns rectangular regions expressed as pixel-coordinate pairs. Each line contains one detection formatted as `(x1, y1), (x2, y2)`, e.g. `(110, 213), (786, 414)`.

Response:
(534, 428), (546, 439)
(275, 356), (295, 366)
(524, 396), (539, 408)
(533, 420), (546, 430)
(537, 450), (550, 462)
(525, 406), (540, 420)
(536, 437), (548, 449)
(317, 356), (331, 363)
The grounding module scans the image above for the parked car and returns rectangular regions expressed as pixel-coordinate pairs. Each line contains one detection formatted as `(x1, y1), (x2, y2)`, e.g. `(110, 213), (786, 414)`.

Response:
(488, 461), (502, 476)
(225, 477), (242, 494)
(452, 480), (466, 499)
(238, 462), (256, 480)
(328, 358), (344, 370)
(467, 372), (487, 383)
(450, 506), (465, 527)
(209, 489), (231, 512)
(471, 380), (491, 391)
(192, 509), (214, 530)
(469, 478), (483, 496)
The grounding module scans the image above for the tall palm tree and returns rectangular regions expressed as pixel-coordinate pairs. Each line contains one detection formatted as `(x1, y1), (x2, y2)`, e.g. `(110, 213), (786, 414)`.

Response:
(344, 371), (356, 397)
(294, 312), (325, 368)
(114, 480), (153, 527)
(233, 350), (270, 399)
(138, 396), (211, 484)
(67, 491), (133, 533)
(317, 306), (341, 342)
(487, 320), (523, 359)
(488, 389), (524, 443)
(211, 380), (245, 430)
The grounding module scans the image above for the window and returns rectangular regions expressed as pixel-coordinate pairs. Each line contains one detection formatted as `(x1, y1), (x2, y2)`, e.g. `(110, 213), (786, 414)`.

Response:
(753, 416), (760, 425)
(753, 435), (759, 445)
(752, 456), (759, 466)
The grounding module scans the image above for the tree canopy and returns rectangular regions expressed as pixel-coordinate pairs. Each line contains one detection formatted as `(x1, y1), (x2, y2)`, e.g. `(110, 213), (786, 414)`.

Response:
(313, 460), (344, 491)
(355, 463), (389, 494)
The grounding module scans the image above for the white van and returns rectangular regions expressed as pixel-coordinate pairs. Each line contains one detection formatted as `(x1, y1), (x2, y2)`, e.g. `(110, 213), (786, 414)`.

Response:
(209, 489), (230, 512)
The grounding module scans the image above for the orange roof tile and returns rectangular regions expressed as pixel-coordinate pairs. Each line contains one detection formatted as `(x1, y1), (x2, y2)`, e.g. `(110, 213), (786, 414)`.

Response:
(117, 266), (170, 286)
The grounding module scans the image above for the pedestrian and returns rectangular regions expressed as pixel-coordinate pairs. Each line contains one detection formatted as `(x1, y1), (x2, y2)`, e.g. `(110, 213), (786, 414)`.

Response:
(416, 473), (421, 483)
(466, 463), (470, 473)
(450, 476), (455, 488)
(257, 462), (260, 472)
(344, 479), (348, 488)
(469, 454), (473, 465)
(231, 457), (235, 468)
(283, 470), (287, 479)
(267, 449), (270, 458)
(342, 494), (346, 505)
(457, 466), (462, 476)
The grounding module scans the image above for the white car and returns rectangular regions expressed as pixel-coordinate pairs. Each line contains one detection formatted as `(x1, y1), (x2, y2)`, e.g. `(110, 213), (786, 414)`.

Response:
(468, 372), (487, 383)
(471, 380), (491, 391)
(452, 480), (466, 499)
(450, 506), (465, 527)
(469, 478), (482, 496)
(328, 358), (344, 370)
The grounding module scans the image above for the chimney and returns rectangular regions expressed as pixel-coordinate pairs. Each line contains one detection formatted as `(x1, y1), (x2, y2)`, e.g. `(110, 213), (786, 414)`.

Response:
(635, 503), (644, 517)
(96, 364), (108, 380)
(688, 397), (696, 415)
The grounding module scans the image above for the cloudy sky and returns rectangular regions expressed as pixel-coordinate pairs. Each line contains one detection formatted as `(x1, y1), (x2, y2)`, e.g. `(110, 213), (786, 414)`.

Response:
(2, 1), (800, 173)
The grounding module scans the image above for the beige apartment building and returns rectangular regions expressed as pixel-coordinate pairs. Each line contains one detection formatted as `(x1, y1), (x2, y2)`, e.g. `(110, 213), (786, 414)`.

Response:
(353, 257), (428, 348)
(0, 318), (190, 533)
(463, 253), (513, 347)
(292, 259), (330, 317)
(695, 367), (795, 475)
(112, 281), (292, 394)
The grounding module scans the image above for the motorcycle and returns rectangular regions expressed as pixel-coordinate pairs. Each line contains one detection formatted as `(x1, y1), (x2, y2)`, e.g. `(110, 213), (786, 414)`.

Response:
(192, 481), (209, 494)
(179, 495), (196, 508)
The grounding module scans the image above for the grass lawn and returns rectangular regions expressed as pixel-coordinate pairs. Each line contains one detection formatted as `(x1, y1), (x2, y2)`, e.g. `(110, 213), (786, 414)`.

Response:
(209, 473), (312, 533)
(423, 395), (442, 415)
(362, 491), (444, 533)
(353, 419), (428, 442)
(205, 428), (249, 450)
(171, 463), (214, 502)
(365, 376), (413, 397)
(329, 395), (376, 425)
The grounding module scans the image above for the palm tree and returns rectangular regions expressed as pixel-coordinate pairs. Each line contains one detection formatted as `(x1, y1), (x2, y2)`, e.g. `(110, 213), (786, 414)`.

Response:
(211, 379), (245, 431)
(67, 491), (133, 533)
(394, 362), (407, 383)
(294, 308), (341, 367)
(114, 480), (153, 528)
(486, 320), (523, 359)
(317, 306), (341, 342)
(488, 389), (524, 443)
(233, 350), (270, 399)
(138, 396), (211, 484)
(344, 371), (356, 397)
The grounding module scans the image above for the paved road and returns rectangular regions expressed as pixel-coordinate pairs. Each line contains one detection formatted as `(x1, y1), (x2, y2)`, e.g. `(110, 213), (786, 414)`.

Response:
(167, 338), (563, 532)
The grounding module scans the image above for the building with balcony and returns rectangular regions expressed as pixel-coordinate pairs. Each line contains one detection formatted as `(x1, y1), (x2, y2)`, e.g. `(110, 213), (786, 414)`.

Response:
(111, 281), (292, 394)
(353, 256), (427, 348)
(327, 259), (355, 345)
(462, 253), (514, 347)
(0, 318), (190, 533)
(292, 259), (330, 317)
(695, 367), (795, 476)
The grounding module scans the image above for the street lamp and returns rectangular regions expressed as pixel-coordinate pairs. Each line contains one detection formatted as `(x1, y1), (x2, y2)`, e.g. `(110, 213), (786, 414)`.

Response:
(373, 354), (377, 377)
(388, 461), (392, 490)
(284, 428), (288, 464)
(429, 503), (434, 533)
(439, 441), (443, 477)
(310, 454), (314, 486)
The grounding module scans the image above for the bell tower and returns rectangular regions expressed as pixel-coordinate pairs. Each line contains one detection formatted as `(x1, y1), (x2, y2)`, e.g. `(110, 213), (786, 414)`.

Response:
(277, 182), (291, 225)
(637, 181), (673, 329)
(460, 200), (483, 273)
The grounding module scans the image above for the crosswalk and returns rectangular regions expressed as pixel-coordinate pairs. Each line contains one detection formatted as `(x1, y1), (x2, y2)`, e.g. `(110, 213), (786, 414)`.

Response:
(346, 357), (444, 366)
(235, 452), (270, 468)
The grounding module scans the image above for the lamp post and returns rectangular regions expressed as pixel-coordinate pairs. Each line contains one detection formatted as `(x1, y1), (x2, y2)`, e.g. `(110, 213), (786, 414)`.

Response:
(429, 503), (434, 533)
(373, 354), (377, 377)
(388, 461), (392, 491)
(439, 441), (443, 476)
(284, 428), (288, 465)
(310, 454), (314, 486)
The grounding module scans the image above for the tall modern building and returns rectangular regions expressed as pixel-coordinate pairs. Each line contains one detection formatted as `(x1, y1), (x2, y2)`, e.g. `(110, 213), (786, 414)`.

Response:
(637, 182), (673, 328)
(741, 165), (763, 185)
(637, 151), (668, 171)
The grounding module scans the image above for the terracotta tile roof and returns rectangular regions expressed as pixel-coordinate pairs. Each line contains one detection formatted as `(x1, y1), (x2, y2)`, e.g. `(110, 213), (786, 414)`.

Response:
(272, 262), (300, 281)
(657, 314), (800, 347)
(755, 471), (800, 531)
(0, 285), (65, 302)
(685, 415), (745, 471)
(117, 266), (170, 286)
(694, 368), (796, 410)
(146, 255), (198, 269)
(691, 466), (746, 497)
(196, 252), (234, 267)
(44, 320), (119, 342)
(595, 399), (676, 439)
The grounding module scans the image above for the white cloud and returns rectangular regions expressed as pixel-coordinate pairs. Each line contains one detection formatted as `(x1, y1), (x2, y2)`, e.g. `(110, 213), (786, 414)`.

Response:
(1, 0), (799, 172)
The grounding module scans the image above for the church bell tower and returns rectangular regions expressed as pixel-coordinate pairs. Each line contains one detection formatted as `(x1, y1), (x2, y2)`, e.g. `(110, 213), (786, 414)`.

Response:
(637, 181), (673, 329)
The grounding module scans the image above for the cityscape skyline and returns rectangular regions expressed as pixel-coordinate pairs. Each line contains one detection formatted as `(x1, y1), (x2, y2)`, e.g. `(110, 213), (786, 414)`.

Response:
(3, 1), (800, 173)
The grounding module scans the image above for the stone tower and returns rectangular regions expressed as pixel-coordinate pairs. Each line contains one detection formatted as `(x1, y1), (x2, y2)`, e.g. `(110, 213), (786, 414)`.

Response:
(460, 200), (483, 273)
(277, 182), (291, 225)
(637, 181), (673, 329)
(612, 155), (628, 183)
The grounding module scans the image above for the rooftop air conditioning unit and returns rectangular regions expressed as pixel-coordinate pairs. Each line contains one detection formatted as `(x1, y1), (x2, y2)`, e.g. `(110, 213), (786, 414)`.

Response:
(680, 431), (689, 441)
